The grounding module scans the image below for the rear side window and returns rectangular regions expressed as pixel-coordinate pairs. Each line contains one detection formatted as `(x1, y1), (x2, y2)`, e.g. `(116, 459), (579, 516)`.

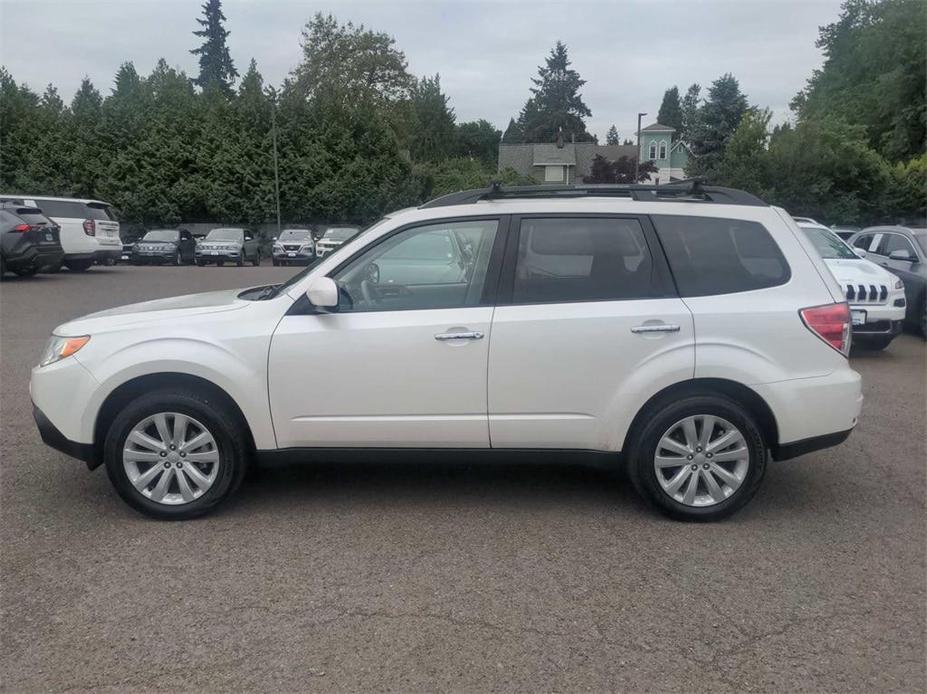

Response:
(512, 217), (662, 303)
(851, 233), (874, 251)
(877, 233), (917, 259)
(16, 210), (54, 227)
(652, 215), (790, 297)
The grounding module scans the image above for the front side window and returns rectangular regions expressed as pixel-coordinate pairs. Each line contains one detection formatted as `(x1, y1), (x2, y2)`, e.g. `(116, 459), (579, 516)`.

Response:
(512, 217), (660, 303)
(332, 219), (498, 312)
(653, 215), (790, 297)
(878, 233), (917, 260)
(851, 233), (873, 251)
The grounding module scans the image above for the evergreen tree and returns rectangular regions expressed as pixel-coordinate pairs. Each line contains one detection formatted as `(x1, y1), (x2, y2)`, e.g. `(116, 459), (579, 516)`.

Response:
(190, 0), (238, 95)
(501, 117), (524, 144)
(513, 41), (593, 143)
(410, 74), (457, 162)
(687, 74), (749, 178)
(657, 86), (683, 137)
(680, 83), (701, 143)
(454, 119), (501, 167)
(605, 125), (620, 145)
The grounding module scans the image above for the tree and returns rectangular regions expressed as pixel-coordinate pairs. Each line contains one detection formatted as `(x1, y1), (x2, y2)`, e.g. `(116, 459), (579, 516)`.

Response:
(605, 125), (620, 145)
(190, 0), (238, 95)
(455, 120), (501, 167)
(712, 109), (772, 193)
(409, 74), (456, 162)
(583, 154), (657, 183)
(657, 86), (683, 137)
(512, 41), (594, 143)
(680, 83), (701, 143)
(792, 0), (925, 162)
(687, 74), (749, 178)
(501, 117), (523, 144)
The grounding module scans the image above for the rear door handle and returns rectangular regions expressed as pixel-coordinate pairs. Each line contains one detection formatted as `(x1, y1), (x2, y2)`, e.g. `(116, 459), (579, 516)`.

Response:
(631, 324), (680, 334)
(434, 331), (484, 341)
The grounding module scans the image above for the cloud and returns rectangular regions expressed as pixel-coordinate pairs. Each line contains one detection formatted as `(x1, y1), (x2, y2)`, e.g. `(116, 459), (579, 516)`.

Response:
(1, 0), (842, 139)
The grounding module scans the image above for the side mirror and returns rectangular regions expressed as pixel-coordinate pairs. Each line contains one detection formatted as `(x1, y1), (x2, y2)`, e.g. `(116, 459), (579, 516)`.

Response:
(854, 248), (867, 258)
(307, 277), (339, 309)
(889, 249), (913, 261)
(244, 235), (253, 241)
(271, 236), (277, 241)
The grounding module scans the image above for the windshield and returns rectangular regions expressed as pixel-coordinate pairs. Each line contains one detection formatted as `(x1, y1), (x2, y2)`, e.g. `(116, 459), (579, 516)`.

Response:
(323, 227), (357, 241)
(279, 230), (311, 242)
(206, 228), (243, 242)
(801, 226), (857, 260)
(142, 229), (179, 242)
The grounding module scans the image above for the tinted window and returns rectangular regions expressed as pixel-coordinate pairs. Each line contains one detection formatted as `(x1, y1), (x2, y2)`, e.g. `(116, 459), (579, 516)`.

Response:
(653, 215), (790, 297)
(143, 229), (179, 242)
(31, 200), (114, 220)
(851, 233), (874, 250)
(513, 218), (660, 303)
(333, 220), (498, 312)
(800, 226), (857, 260)
(879, 233), (917, 259)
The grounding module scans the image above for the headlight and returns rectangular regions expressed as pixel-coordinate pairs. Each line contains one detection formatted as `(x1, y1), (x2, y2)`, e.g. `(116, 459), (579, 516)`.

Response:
(39, 335), (90, 367)
(894, 278), (904, 290)
(273, 243), (283, 251)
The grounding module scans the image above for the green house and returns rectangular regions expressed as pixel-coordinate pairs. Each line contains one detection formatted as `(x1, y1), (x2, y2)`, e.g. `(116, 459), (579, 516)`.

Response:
(639, 123), (691, 184)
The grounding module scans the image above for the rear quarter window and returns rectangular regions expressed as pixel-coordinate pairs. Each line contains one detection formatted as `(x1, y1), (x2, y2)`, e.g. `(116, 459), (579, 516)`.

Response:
(652, 215), (790, 297)
(32, 200), (115, 220)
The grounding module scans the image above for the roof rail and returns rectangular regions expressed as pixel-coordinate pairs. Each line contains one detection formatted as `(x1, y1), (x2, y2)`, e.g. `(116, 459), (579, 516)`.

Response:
(420, 180), (766, 208)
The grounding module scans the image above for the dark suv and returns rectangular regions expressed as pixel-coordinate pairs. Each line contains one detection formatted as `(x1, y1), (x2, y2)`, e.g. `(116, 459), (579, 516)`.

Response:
(130, 229), (197, 265)
(849, 226), (927, 336)
(0, 203), (63, 278)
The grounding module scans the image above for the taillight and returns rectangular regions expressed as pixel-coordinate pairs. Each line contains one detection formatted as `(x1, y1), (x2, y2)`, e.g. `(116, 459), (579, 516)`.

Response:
(800, 302), (851, 356)
(12, 224), (31, 233)
(83, 219), (95, 236)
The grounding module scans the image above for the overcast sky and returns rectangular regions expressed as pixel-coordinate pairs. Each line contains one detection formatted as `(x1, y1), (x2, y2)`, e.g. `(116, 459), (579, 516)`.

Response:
(1, 0), (843, 140)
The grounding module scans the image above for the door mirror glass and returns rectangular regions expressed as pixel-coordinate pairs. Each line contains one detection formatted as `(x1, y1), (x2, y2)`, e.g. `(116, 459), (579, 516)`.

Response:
(854, 248), (867, 258)
(307, 277), (339, 308)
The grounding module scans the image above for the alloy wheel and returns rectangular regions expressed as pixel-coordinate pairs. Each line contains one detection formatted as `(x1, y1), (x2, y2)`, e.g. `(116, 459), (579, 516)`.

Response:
(653, 414), (749, 507)
(122, 412), (220, 505)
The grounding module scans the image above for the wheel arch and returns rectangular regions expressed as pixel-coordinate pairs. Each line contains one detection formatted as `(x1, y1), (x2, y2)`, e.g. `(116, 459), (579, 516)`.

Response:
(621, 378), (781, 459)
(91, 372), (256, 469)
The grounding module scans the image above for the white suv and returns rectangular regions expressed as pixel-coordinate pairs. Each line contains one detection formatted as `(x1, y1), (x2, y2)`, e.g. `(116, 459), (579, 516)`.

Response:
(0, 195), (120, 270)
(30, 184), (862, 521)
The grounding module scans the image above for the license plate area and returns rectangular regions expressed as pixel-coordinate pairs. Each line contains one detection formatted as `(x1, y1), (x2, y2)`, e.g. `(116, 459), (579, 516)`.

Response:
(851, 310), (867, 326)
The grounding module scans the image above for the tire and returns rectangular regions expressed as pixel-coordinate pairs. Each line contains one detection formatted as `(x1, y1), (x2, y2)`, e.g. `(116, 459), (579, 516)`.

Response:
(43, 262), (62, 274)
(236, 254), (244, 267)
(12, 266), (37, 278)
(196, 260), (206, 267)
(627, 394), (767, 522)
(0, 253), (6, 278)
(217, 259), (224, 267)
(272, 259), (279, 267)
(66, 259), (92, 272)
(103, 389), (248, 520)
(251, 250), (261, 266)
(174, 250), (183, 266)
(920, 300), (927, 339)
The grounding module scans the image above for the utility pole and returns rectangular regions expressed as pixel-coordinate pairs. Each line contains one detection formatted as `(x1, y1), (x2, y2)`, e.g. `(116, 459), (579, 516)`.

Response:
(635, 112), (647, 182)
(268, 87), (282, 237)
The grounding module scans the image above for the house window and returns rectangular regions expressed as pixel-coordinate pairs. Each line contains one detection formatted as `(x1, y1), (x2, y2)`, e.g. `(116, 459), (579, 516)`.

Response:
(544, 165), (563, 182)
(648, 142), (657, 160)
(659, 141), (667, 159)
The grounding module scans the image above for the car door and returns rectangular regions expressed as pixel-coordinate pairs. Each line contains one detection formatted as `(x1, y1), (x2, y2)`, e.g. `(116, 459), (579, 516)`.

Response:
(179, 230), (195, 261)
(268, 216), (505, 449)
(487, 215), (694, 451)
(877, 232), (925, 317)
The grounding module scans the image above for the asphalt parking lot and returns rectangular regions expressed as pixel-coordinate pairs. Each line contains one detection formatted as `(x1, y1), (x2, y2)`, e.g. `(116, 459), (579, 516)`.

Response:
(1, 264), (925, 692)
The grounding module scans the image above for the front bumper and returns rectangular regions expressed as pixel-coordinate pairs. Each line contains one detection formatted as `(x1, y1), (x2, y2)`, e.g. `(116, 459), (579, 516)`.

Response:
(131, 250), (176, 264)
(33, 404), (97, 467)
(273, 249), (314, 264)
(196, 250), (241, 262)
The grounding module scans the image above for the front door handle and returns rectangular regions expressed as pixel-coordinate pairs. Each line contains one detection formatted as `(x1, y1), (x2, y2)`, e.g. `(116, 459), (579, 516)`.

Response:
(434, 331), (484, 341)
(631, 324), (680, 334)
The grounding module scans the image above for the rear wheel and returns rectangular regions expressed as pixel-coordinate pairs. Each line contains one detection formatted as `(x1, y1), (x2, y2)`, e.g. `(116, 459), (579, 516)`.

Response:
(174, 250), (183, 266)
(103, 389), (248, 520)
(217, 259), (224, 267)
(920, 300), (927, 339)
(12, 266), (37, 277)
(627, 395), (767, 521)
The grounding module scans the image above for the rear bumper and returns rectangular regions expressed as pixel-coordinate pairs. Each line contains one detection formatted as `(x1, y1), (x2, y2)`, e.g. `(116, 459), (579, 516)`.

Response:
(5, 246), (64, 270)
(774, 429), (853, 461)
(33, 404), (98, 468)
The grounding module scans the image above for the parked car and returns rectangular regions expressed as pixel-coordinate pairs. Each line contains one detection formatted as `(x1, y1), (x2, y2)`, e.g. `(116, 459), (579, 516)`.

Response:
(31, 183), (862, 522)
(119, 230), (144, 263)
(0, 195), (119, 271)
(797, 222), (906, 350)
(848, 226), (927, 337)
(194, 227), (261, 266)
(831, 226), (860, 241)
(0, 203), (64, 278)
(272, 228), (315, 266)
(130, 229), (197, 265)
(314, 225), (361, 258)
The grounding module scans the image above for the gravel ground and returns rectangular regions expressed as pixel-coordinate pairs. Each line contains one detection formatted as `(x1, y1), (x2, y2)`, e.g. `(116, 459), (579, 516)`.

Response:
(1, 264), (925, 692)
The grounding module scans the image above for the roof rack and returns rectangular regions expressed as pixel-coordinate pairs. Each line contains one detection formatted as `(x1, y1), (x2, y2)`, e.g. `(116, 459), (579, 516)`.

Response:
(420, 180), (766, 209)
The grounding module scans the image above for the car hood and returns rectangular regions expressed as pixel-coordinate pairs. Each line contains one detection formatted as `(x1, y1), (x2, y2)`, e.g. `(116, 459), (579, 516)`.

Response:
(823, 258), (896, 285)
(137, 241), (177, 248)
(56, 288), (248, 335)
(201, 240), (242, 247)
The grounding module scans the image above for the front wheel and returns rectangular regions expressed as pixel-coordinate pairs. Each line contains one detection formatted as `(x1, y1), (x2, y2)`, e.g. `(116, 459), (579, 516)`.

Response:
(251, 250), (261, 266)
(627, 395), (767, 521)
(103, 389), (248, 520)
(174, 250), (183, 266)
